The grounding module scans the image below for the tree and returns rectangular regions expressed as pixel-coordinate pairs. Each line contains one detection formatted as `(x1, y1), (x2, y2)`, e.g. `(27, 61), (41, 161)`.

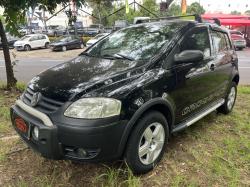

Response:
(231, 10), (241, 15)
(165, 4), (181, 16)
(187, 2), (205, 15)
(0, 0), (85, 89)
(245, 10), (250, 15)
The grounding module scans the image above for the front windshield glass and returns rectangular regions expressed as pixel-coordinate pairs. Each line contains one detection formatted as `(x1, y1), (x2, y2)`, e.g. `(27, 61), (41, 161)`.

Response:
(87, 22), (186, 61)
(20, 36), (31, 41)
(58, 36), (72, 42)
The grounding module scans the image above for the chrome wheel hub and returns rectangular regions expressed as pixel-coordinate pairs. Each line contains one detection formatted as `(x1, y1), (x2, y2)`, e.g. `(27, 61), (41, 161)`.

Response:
(138, 122), (165, 165)
(227, 87), (236, 110)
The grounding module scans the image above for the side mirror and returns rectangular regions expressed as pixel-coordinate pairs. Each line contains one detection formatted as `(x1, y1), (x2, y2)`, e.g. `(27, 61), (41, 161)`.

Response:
(174, 50), (204, 63)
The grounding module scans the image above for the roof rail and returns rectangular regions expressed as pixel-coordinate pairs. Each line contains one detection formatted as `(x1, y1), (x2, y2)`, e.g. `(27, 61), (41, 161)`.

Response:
(148, 14), (203, 23)
(211, 18), (221, 26)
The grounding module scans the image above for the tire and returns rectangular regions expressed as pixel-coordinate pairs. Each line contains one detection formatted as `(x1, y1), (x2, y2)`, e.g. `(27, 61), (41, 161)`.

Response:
(62, 46), (67, 51)
(45, 42), (50, 49)
(125, 110), (169, 174)
(24, 45), (31, 51)
(217, 82), (237, 114)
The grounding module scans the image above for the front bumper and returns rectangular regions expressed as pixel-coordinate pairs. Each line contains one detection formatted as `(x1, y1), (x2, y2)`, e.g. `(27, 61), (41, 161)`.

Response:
(10, 100), (127, 161)
(50, 45), (63, 51)
(14, 46), (24, 50)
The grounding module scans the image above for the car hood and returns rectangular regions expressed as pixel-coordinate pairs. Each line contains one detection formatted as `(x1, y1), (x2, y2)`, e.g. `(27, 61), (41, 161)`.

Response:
(28, 55), (146, 102)
(14, 40), (26, 45)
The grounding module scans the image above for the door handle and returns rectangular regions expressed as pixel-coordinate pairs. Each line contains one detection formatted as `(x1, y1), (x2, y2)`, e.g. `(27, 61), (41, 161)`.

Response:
(210, 64), (215, 71)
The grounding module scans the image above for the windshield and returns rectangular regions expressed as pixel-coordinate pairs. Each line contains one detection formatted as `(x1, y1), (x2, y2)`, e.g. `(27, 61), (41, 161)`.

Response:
(48, 26), (58, 29)
(89, 25), (99, 28)
(87, 22), (186, 61)
(20, 36), (31, 41)
(57, 36), (72, 42)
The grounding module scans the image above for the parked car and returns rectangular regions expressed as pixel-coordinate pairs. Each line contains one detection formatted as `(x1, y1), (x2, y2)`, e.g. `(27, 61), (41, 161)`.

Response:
(45, 25), (66, 37)
(0, 33), (19, 49)
(230, 32), (247, 50)
(10, 18), (239, 174)
(86, 33), (109, 47)
(18, 26), (43, 35)
(133, 17), (150, 24)
(14, 34), (50, 51)
(84, 24), (104, 36)
(113, 20), (129, 31)
(50, 35), (84, 51)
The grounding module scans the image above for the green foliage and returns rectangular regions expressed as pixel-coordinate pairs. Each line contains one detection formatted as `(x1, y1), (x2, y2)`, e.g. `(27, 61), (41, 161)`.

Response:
(0, 0), (86, 36)
(245, 10), (250, 15)
(164, 3), (181, 16)
(187, 2), (205, 15)
(231, 10), (241, 15)
(90, 0), (159, 26)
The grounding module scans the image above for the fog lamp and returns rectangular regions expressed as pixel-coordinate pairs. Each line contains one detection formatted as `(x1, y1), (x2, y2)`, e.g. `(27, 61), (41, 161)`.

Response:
(32, 126), (39, 140)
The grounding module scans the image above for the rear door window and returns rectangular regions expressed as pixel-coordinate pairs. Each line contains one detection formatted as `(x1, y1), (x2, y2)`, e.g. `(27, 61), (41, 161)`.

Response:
(211, 31), (228, 53)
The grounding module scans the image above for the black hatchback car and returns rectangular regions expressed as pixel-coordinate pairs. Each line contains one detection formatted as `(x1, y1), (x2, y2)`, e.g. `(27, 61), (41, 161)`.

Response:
(10, 18), (239, 174)
(50, 35), (85, 51)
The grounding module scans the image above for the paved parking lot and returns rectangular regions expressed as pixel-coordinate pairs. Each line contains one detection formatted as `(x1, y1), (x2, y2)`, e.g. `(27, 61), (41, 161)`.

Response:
(0, 48), (250, 84)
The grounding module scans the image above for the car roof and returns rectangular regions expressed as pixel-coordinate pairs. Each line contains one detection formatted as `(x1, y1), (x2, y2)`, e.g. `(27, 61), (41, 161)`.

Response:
(131, 18), (229, 34)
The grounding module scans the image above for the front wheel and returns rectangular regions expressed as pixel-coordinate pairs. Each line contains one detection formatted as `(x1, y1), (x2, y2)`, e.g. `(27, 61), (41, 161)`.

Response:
(62, 46), (67, 51)
(125, 111), (169, 174)
(45, 42), (50, 49)
(24, 45), (31, 51)
(218, 82), (237, 114)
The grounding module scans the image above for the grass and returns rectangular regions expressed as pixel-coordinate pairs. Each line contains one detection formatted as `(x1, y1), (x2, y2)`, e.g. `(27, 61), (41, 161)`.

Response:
(0, 86), (249, 187)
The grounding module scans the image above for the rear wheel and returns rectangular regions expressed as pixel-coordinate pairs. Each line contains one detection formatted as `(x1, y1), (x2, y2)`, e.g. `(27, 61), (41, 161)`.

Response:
(24, 45), (31, 51)
(125, 111), (169, 174)
(217, 82), (237, 114)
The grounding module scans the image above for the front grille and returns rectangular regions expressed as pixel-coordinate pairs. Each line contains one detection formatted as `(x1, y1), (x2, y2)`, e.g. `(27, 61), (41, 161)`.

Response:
(22, 87), (64, 113)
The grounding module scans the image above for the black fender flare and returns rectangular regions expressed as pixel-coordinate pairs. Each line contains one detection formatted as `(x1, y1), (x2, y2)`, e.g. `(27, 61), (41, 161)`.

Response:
(117, 97), (175, 156)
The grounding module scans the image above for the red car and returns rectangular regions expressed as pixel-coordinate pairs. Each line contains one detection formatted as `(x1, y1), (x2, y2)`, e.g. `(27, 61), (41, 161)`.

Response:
(230, 30), (246, 50)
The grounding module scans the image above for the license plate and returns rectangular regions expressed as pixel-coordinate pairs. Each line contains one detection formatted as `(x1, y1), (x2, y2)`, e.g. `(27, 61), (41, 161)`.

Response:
(14, 116), (30, 138)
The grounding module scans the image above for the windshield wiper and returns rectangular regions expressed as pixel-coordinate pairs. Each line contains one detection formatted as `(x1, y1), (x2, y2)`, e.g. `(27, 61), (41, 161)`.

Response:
(79, 51), (95, 57)
(114, 53), (134, 61)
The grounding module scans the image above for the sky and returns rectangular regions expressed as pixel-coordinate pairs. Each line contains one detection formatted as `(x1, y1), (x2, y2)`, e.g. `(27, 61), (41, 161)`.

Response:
(172, 0), (250, 14)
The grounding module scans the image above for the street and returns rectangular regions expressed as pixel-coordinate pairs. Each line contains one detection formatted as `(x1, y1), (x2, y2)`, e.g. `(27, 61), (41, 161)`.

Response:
(0, 48), (250, 84)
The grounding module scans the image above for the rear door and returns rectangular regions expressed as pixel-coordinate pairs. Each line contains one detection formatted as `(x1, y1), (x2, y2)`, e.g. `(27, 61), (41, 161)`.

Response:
(209, 29), (234, 99)
(29, 35), (40, 48)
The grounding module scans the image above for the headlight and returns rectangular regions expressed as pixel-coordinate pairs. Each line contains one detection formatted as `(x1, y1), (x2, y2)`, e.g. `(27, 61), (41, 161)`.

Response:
(64, 98), (121, 119)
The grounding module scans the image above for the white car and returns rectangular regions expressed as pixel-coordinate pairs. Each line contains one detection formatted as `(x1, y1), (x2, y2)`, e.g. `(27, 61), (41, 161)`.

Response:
(86, 33), (109, 47)
(14, 34), (50, 51)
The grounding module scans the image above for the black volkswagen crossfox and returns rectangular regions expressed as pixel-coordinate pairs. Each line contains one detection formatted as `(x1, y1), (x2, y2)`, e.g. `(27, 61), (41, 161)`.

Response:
(10, 18), (239, 174)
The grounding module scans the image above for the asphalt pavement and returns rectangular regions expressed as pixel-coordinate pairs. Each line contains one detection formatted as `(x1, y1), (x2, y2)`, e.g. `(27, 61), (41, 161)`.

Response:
(0, 48), (250, 84)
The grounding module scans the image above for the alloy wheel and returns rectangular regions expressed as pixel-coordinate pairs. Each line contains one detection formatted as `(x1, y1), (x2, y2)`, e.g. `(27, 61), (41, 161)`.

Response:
(138, 122), (165, 165)
(227, 86), (236, 110)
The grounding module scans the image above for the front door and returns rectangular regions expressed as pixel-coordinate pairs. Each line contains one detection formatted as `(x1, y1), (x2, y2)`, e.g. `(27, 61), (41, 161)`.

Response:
(171, 26), (217, 123)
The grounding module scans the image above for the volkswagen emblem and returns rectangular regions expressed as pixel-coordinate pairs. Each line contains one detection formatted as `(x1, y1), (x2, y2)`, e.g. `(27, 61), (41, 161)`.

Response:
(30, 92), (42, 106)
